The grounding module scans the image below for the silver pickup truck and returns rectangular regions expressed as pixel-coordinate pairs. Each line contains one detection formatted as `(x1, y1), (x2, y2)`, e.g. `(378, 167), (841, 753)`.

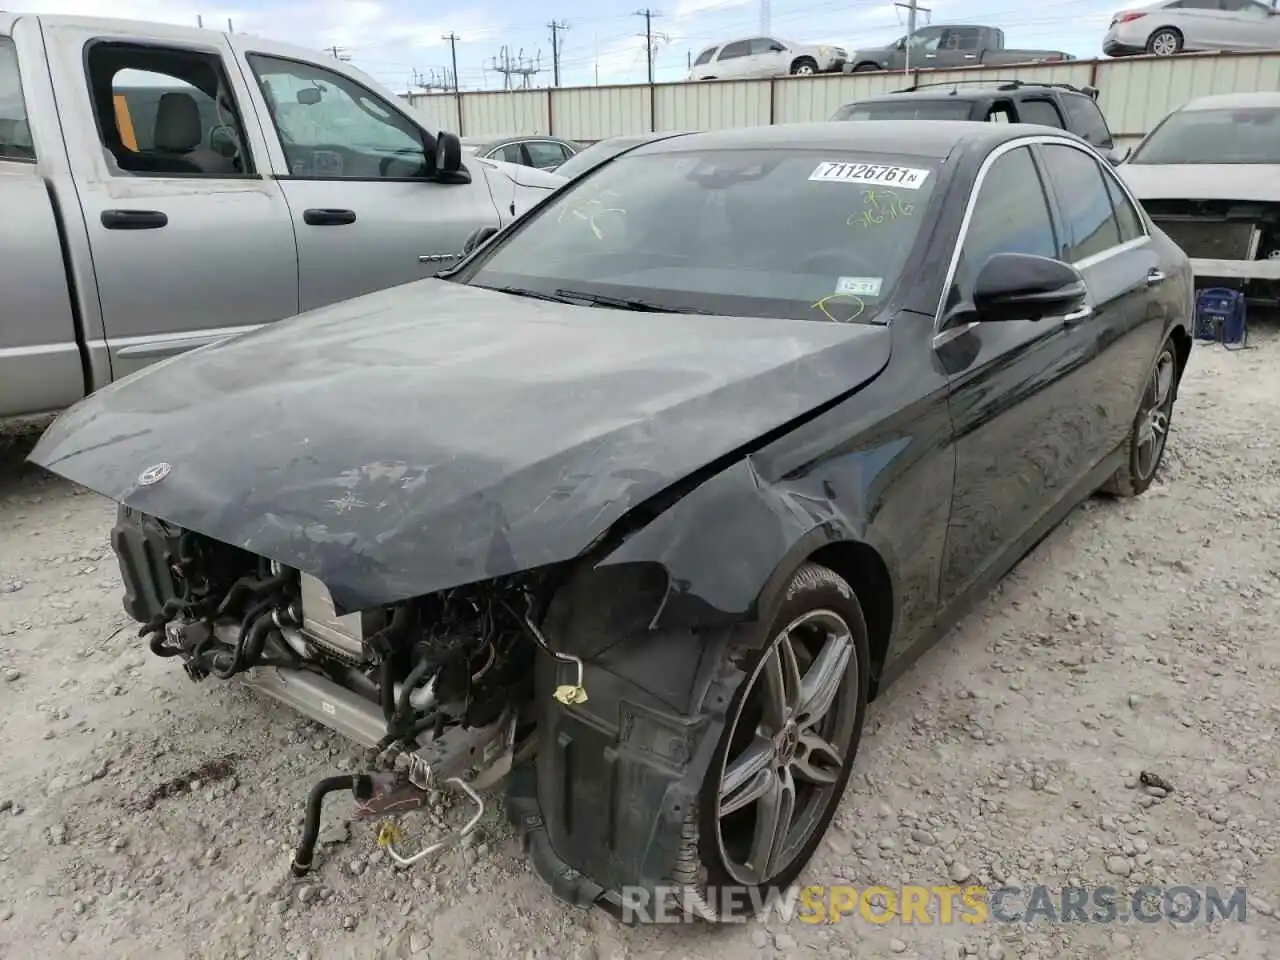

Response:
(0, 12), (563, 421)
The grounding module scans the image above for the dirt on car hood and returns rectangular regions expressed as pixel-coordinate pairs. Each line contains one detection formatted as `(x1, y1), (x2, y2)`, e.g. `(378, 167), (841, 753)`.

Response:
(28, 279), (891, 612)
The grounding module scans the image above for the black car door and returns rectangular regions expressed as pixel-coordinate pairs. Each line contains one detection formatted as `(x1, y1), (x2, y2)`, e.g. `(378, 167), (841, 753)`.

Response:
(1034, 141), (1168, 458)
(933, 142), (1100, 610)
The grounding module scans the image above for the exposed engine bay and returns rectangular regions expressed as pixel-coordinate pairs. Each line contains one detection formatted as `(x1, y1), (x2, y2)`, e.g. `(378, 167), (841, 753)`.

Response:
(1142, 198), (1280, 298)
(132, 523), (583, 873)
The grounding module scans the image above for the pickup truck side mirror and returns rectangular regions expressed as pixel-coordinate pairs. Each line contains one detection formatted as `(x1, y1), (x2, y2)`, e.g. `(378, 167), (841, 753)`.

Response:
(433, 131), (471, 184)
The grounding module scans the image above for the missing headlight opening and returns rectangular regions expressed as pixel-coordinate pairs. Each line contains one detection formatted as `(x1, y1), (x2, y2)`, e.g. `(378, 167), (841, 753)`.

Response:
(135, 527), (558, 873)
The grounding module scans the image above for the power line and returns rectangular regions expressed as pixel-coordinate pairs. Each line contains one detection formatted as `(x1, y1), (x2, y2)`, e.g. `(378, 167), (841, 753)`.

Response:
(549, 21), (569, 87)
(634, 8), (661, 85)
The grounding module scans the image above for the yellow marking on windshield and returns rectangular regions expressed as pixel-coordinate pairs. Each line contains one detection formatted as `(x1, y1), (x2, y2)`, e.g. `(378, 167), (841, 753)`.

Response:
(847, 188), (914, 229)
(811, 293), (866, 323)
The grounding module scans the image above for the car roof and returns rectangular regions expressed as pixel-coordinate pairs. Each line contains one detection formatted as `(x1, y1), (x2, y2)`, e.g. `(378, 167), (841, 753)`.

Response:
(1180, 91), (1280, 111)
(629, 120), (1033, 161)
(856, 83), (1083, 104)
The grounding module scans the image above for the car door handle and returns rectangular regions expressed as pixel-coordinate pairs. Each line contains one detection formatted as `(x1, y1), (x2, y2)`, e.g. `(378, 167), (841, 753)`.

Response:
(1063, 304), (1093, 325)
(302, 208), (357, 226)
(963, 53), (977, 59)
(101, 209), (168, 230)
(1145, 268), (1167, 286)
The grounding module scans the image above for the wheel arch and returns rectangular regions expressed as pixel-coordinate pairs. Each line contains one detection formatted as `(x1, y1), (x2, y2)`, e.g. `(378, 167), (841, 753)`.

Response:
(1170, 322), (1192, 385)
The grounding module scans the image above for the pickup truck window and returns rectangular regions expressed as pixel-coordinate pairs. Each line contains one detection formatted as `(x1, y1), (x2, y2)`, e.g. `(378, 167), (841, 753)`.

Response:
(904, 27), (945, 51)
(950, 28), (984, 50)
(247, 55), (428, 179)
(86, 42), (253, 177)
(0, 38), (34, 162)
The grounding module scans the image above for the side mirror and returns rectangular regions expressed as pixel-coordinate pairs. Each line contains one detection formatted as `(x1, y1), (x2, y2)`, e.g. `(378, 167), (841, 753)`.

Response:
(462, 224), (499, 255)
(436, 131), (463, 174)
(972, 253), (1087, 323)
(770, 43), (787, 52)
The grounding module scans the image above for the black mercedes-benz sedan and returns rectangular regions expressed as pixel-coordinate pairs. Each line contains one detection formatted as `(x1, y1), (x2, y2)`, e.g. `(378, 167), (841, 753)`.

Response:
(28, 120), (1193, 922)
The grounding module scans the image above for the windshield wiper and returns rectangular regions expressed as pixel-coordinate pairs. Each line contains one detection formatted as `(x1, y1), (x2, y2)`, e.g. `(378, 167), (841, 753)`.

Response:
(477, 284), (576, 303)
(552, 289), (708, 313)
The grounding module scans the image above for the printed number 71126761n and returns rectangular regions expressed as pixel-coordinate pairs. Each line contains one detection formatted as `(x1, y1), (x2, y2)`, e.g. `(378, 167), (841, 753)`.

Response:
(809, 162), (931, 189)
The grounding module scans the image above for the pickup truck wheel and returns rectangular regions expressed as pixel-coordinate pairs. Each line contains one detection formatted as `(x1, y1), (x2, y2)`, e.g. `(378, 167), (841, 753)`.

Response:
(1146, 28), (1183, 55)
(851, 62), (879, 72)
(1100, 338), (1179, 498)
(681, 563), (869, 920)
(790, 57), (819, 75)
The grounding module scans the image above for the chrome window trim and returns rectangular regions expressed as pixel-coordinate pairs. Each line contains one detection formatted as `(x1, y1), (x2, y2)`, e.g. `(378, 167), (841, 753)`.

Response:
(932, 134), (1152, 336)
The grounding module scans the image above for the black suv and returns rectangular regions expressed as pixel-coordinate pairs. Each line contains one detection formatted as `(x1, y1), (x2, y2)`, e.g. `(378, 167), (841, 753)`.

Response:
(832, 80), (1125, 165)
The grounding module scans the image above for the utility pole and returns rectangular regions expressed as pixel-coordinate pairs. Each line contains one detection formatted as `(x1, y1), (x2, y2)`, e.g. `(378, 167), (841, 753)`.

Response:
(634, 9), (660, 85)
(328, 46), (351, 61)
(442, 33), (461, 91)
(893, 0), (930, 73)
(760, 0), (771, 35)
(548, 21), (568, 87)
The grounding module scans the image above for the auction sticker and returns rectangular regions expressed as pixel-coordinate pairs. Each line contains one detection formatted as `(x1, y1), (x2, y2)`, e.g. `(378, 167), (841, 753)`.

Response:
(809, 161), (930, 188)
(836, 276), (882, 296)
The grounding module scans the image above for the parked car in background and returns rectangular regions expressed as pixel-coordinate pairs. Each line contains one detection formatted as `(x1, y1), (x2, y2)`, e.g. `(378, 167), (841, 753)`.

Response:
(460, 134), (582, 171)
(844, 25), (1072, 73)
(1119, 91), (1280, 299)
(551, 130), (696, 181)
(0, 11), (563, 423)
(688, 36), (847, 79)
(1103, 0), (1280, 56)
(31, 119), (1192, 923)
(832, 80), (1125, 164)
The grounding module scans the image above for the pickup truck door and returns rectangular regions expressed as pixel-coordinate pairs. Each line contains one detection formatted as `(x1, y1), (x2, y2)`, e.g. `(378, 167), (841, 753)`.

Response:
(902, 27), (947, 69)
(227, 37), (506, 313)
(39, 19), (299, 380)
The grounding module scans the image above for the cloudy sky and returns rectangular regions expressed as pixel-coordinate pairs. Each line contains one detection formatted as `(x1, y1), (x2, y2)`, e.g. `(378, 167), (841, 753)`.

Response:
(18, 0), (1125, 92)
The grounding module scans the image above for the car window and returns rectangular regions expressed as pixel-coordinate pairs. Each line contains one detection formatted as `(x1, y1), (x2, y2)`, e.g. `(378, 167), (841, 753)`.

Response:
(525, 141), (568, 169)
(1039, 144), (1122, 262)
(0, 38), (34, 162)
(1129, 105), (1279, 163)
(905, 27), (945, 50)
(834, 99), (975, 121)
(958, 145), (1058, 290)
(718, 41), (751, 60)
(553, 138), (646, 180)
(694, 47), (717, 66)
(1017, 99), (1065, 128)
(950, 27), (984, 50)
(463, 148), (942, 322)
(1101, 166), (1145, 243)
(247, 54), (427, 178)
(85, 42), (253, 177)
(494, 143), (524, 164)
(1060, 95), (1114, 147)
(987, 101), (1014, 123)
(1169, 0), (1221, 8)
(749, 37), (781, 54)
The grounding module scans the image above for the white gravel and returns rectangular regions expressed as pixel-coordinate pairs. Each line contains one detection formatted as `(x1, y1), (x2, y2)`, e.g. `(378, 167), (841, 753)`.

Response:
(1, 325), (1278, 960)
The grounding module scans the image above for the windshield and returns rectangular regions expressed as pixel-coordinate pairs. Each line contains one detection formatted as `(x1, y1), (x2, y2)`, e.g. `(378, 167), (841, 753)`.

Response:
(1129, 106), (1280, 164)
(553, 138), (648, 180)
(833, 99), (974, 121)
(460, 147), (939, 322)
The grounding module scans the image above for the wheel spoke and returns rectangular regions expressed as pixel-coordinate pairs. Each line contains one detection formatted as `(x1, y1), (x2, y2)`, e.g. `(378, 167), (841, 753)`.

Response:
(1154, 359), (1174, 408)
(792, 729), (843, 785)
(761, 635), (802, 731)
(744, 766), (796, 884)
(795, 628), (853, 728)
(720, 736), (775, 817)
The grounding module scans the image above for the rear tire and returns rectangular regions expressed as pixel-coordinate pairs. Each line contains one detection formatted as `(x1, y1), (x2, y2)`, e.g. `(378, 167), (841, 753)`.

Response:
(1146, 28), (1183, 55)
(1100, 336), (1179, 498)
(683, 563), (870, 921)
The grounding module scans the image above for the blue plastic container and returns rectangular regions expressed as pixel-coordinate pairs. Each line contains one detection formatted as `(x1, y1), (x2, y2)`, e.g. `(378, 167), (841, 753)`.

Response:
(1194, 287), (1248, 348)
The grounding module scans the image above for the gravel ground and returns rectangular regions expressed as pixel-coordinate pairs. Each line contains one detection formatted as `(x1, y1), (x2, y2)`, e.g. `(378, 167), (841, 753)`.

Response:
(1, 325), (1278, 960)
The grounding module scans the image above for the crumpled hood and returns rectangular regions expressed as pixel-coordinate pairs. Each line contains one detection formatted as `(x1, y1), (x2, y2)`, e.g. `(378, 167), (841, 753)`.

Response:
(1119, 163), (1280, 203)
(29, 279), (891, 613)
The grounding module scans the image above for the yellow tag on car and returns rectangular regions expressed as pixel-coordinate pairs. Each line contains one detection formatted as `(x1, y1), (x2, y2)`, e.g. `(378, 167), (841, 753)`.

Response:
(553, 684), (588, 705)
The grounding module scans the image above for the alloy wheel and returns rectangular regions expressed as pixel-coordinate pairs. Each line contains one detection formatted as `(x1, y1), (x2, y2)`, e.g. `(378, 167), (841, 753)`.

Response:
(1151, 32), (1178, 55)
(1136, 347), (1176, 480)
(714, 609), (858, 886)
(795, 63), (816, 75)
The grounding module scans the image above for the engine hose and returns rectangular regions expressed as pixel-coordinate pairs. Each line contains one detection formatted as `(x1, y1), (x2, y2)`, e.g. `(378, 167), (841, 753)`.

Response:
(379, 658), (396, 724)
(148, 629), (182, 658)
(215, 571), (293, 618)
(390, 658), (434, 738)
(366, 604), (411, 659)
(291, 774), (373, 876)
(239, 616), (278, 669)
(212, 610), (274, 679)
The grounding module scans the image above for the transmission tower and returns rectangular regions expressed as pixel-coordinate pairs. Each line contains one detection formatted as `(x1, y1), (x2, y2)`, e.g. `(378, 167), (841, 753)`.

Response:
(411, 67), (457, 92)
(487, 46), (543, 89)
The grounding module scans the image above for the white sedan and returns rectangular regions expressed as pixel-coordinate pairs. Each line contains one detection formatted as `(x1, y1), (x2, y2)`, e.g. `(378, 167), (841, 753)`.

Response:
(688, 36), (847, 80)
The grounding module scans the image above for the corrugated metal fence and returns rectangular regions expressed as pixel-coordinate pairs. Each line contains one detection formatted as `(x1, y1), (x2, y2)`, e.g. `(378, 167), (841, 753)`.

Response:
(404, 50), (1280, 149)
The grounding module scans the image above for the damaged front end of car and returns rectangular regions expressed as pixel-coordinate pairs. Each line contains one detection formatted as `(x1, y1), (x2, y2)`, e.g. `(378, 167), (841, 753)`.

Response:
(1140, 198), (1280, 301)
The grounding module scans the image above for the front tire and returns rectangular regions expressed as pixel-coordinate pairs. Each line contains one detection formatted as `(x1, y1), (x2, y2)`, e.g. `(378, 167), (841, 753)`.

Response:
(1100, 336), (1179, 498)
(686, 563), (870, 920)
(790, 57), (819, 75)
(852, 62), (879, 73)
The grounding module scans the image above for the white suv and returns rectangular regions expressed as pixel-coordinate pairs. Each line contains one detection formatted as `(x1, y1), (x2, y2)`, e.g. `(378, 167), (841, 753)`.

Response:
(688, 36), (848, 80)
